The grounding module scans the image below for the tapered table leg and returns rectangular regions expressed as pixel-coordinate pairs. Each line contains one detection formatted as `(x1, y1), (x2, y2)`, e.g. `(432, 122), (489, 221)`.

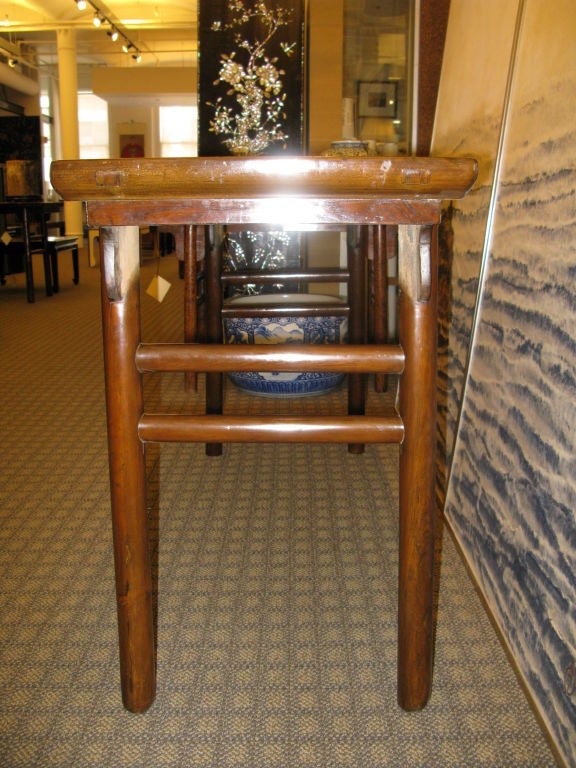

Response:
(347, 225), (367, 454)
(183, 224), (198, 391)
(372, 225), (388, 393)
(205, 229), (223, 456)
(22, 208), (37, 303)
(100, 226), (156, 713)
(397, 224), (437, 710)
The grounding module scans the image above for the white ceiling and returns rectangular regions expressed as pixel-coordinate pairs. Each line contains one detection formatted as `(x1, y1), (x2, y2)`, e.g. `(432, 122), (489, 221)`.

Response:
(0, 1), (410, 100)
(0, 0), (198, 70)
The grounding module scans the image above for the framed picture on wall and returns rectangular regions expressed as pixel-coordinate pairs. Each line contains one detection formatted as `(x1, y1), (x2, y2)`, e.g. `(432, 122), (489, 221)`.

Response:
(119, 133), (145, 158)
(357, 81), (397, 118)
(117, 123), (148, 158)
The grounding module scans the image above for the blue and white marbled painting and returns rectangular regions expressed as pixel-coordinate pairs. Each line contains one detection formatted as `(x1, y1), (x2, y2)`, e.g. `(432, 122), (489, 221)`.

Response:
(445, 3), (576, 763)
(431, 0), (522, 472)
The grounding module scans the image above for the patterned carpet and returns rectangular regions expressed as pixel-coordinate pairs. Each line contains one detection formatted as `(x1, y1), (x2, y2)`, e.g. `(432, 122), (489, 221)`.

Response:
(0, 252), (558, 767)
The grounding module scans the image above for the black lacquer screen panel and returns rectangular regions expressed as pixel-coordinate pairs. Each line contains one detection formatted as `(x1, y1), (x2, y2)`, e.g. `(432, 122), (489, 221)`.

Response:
(197, 0), (306, 156)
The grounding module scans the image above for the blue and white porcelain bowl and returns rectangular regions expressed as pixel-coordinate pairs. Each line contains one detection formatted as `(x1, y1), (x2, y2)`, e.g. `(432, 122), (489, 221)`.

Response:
(223, 293), (348, 397)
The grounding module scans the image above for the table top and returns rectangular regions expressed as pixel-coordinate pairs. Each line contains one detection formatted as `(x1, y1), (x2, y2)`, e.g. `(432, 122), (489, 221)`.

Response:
(50, 156), (477, 228)
(50, 156), (477, 201)
(0, 200), (63, 215)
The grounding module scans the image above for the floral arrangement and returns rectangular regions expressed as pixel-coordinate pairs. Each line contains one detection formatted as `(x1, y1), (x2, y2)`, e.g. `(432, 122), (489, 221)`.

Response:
(208, 0), (296, 154)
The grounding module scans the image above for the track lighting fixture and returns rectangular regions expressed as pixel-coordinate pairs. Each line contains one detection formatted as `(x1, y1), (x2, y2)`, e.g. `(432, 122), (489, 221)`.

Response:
(73, 0), (142, 63)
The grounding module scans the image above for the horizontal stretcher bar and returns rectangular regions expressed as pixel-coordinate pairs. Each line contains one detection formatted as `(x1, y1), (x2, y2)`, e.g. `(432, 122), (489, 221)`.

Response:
(138, 415), (405, 444)
(221, 267), (350, 284)
(135, 343), (405, 374)
(220, 305), (349, 318)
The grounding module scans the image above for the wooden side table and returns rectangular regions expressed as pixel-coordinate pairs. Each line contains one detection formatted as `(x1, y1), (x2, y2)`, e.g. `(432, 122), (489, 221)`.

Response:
(51, 156), (477, 714)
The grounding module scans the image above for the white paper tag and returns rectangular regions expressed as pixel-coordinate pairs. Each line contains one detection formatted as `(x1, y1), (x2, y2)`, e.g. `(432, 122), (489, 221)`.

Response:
(146, 274), (171, 302)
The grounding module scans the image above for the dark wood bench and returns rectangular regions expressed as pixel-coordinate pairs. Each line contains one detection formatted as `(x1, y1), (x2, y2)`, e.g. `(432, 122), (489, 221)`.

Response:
(0, 235), (79, 296)
(0, 234), (53, 297)
(46, 235), (79, 293)
(0, 200), (64, 302)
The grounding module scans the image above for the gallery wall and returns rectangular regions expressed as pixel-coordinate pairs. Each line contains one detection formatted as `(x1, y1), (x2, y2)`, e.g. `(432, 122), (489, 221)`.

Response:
(433, 1), (575, 764)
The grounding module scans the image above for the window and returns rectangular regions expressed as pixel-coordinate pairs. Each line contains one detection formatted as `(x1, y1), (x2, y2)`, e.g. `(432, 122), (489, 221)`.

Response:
(40, 94), (53, 194)
(78, 93), (109, 159)
(159, 106), (197, 157)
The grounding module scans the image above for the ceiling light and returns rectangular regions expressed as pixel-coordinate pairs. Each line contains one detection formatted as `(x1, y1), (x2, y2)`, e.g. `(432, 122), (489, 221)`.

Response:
(8, 57), (17, 68)
(72, 3), (141, 64)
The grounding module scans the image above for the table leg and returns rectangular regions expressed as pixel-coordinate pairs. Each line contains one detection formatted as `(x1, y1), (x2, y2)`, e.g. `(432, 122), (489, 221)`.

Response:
(347, 225), (367, 455)
(397, 224), (437, 710)
(183, 224), (197, 391)
(72, 246), (79, 284)
(22, 209), (36, 303)
(50, 250), (59, 293)
(372, 225), (389, 393)
(205, 229), (223, 456)
(40, 210), (53, 297)
(101, 225), (156, 712)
